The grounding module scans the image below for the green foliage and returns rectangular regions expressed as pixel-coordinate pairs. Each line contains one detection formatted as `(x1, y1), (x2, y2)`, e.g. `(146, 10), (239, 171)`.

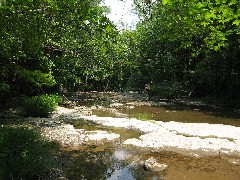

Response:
(0, 0), (121, 95)
(0, 126), (56, 179)
(150, 82), (184, 99)
(0, 0), (239, 105)
(135, 0), (239, 52)
(0, 82), (11, 109)
(21, 69), (56, 88)
(131, 0), (240, 100)
(19, 94), (61, 117)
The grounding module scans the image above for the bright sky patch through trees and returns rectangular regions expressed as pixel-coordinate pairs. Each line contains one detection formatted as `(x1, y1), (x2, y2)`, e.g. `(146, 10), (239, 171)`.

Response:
(102, 0), (139, 29)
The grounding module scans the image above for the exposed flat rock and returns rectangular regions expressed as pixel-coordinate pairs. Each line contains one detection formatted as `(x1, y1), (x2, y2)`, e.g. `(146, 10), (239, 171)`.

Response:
(124, 132), (240, 154)
(54, 106), (240, 155)
(156, 121), (240, 140)
(38, 120), (120, 146)
(83, 116), (170, 134)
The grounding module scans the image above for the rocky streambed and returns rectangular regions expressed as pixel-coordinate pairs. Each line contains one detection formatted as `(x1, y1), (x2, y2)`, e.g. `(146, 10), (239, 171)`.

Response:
(40, 106), (240, 157)
(4, 91), (240, 179)
(22, 104), (240, 179)
(27, 118), (120, 147)
(2, 91), (240, 180)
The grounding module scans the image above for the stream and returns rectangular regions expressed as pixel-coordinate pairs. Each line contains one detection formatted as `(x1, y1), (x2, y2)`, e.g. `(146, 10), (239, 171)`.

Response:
(59, 92), (240, 179)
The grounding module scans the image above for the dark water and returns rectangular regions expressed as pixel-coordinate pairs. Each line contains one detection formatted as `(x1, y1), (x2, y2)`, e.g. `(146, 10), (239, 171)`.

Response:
(62, 92), (240, 179)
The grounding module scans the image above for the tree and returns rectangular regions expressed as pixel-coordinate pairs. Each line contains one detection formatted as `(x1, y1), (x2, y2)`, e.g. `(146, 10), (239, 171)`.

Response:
(131, 0), (240, 99)
(0, 0), (119, 101)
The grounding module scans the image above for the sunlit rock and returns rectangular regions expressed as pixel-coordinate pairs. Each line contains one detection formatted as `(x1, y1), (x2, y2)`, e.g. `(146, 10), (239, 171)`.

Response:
(110, 103), (124, 108)
(85, 130), (120, 141)
(51, 106), (240, 156)
(143, 157), (168, 172)
(156, 121), (240, 140)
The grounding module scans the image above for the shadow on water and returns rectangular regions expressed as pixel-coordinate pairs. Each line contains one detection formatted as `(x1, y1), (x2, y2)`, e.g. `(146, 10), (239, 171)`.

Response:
(60, 119), (165, 179)
(59, 120), (162, 179)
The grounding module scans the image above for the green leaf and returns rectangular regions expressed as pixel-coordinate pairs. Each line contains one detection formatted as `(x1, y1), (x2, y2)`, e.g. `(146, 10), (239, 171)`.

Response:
(229, 0), (236, 6)
(233, 19), (240, 26)
(162, 0), (172, 5)
(106, 24), (112, 32)
(215, 0), (221, 5)
(196, 2), (203, 8)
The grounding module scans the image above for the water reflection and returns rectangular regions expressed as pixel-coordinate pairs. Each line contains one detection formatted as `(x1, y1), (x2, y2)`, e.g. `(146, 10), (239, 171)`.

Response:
(63, 145), (240, 180)
(63, 146), (164, 180)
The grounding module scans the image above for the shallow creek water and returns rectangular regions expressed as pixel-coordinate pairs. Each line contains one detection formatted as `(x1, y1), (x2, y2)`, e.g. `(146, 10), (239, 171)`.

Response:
(120, 105), (240, 127)
(61, 92), (240, 179)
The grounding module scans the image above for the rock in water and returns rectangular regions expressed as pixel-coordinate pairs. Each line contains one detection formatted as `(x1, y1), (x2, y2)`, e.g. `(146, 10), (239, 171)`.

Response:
(143, 157), (168, 172)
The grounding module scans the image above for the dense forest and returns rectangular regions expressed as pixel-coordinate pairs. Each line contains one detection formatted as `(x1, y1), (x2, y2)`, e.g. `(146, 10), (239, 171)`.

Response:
(0, 0), (239, 108)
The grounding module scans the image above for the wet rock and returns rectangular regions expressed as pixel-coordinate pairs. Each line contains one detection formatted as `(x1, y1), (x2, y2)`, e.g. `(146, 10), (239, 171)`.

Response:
(143, 157), (168, 172)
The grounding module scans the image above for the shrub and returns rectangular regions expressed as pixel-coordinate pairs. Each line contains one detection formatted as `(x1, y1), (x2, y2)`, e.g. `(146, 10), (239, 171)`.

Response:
(0, 126), (56, 179)
(19, 94), (61, 117)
